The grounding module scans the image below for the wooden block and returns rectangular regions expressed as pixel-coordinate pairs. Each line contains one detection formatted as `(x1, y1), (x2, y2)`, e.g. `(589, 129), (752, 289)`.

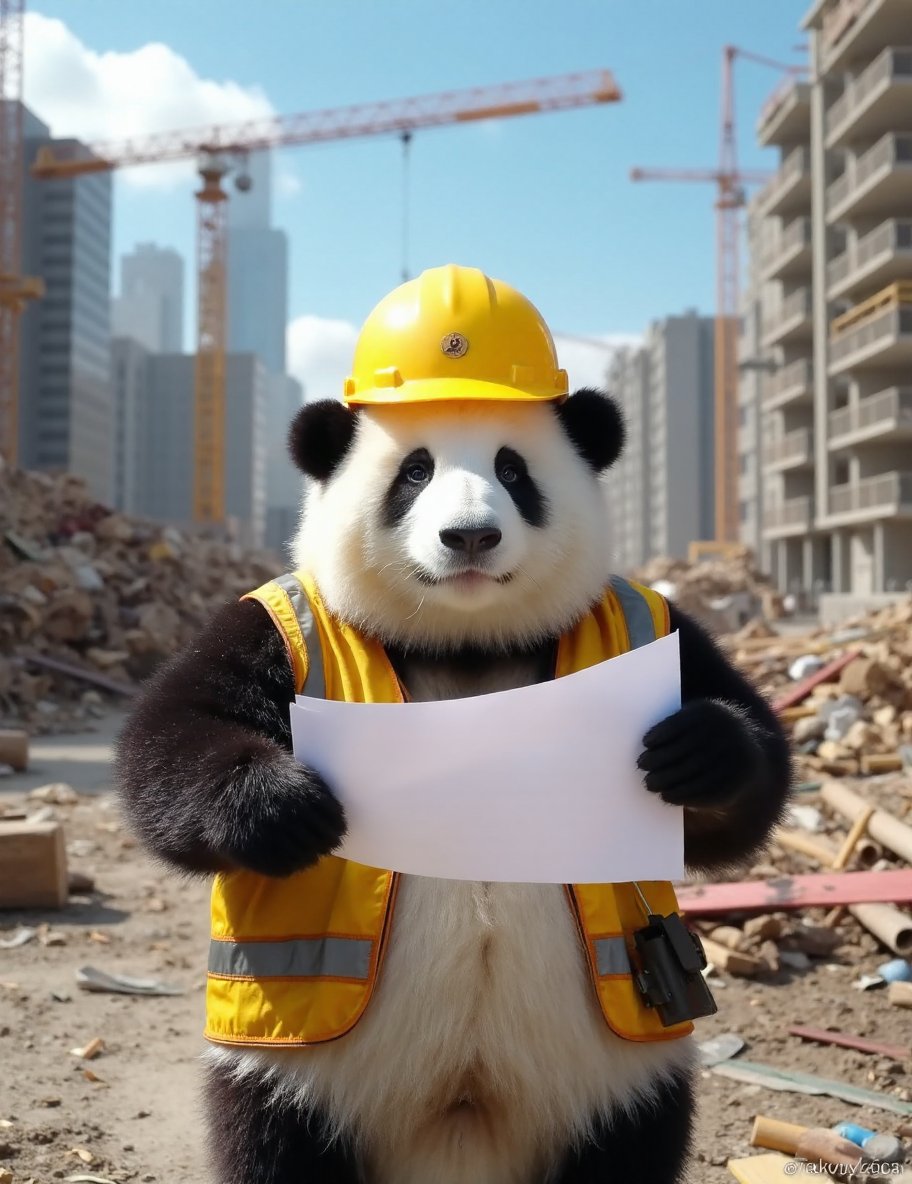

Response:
(0, 821), (68, 909)
(861, 753), (903, 775)
(888, 981), (912, 1010)
(0, 728), (28, 771)
(701, 937), (762, 976)
(727, 1153), (794, 1182)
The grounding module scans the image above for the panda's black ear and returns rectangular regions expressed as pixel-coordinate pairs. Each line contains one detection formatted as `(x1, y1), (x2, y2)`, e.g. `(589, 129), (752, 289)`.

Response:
(554, 387), (625, 473)
(288, 400), (358, 480)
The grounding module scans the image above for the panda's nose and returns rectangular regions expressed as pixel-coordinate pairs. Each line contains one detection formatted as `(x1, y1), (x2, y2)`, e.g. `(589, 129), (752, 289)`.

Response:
(439, 526), (502, 554)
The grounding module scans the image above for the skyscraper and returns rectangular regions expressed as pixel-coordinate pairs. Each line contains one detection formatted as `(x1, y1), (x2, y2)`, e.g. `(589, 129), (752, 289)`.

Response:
(111, 343), (268, 547)
(603, 312), (715, 568)
(18, 104), (114, 503)
(112, 243), (185, 352)
(227, 150), (288, 374)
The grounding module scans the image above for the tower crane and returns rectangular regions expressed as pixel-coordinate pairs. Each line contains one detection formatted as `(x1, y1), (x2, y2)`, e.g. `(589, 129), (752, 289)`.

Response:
(0, 0), (43, 469)
(631, 45), (804, 545)
(29, 70), (622, 523)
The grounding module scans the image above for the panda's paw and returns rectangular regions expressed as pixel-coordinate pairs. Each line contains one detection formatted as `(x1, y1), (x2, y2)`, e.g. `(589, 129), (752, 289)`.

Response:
(637, 699), (765, 809)
(218, 759), (347, 877)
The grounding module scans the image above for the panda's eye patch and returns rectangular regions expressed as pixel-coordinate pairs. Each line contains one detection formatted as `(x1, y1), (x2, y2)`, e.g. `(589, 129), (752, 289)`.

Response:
(494, 446), (548, 528)
(495, 447), (526, 486)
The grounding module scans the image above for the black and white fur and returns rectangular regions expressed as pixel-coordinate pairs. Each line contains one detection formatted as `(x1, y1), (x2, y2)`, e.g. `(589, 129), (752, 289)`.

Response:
(117, 389), (791, 1184)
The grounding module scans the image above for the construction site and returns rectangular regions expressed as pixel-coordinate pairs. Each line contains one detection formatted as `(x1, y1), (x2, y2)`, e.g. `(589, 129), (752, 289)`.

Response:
(3, 1), (912, 1182)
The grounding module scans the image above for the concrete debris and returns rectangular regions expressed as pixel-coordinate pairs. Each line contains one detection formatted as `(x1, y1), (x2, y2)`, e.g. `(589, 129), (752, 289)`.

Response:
(631, 545), (780, 632)
(726, 595), (912, 784)
(1, 466), (278, 733)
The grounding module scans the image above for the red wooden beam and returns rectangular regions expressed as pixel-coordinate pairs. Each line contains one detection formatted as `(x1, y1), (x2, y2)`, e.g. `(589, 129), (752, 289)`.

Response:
(788, 1024), (911, 1061)
(772, 649), (862, 713)
(677, 869), (912, 916)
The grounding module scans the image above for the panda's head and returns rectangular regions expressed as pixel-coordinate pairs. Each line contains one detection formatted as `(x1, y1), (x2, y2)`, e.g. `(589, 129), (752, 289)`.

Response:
(289, 389), (624, 653)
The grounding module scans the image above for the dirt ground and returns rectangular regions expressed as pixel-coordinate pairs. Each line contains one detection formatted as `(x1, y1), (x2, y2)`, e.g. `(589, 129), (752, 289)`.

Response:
(1, 721), (912, 1182)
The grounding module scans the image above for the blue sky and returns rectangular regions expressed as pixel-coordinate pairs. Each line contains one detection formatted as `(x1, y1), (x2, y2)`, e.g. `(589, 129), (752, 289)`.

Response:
(24, 0), (807, 394)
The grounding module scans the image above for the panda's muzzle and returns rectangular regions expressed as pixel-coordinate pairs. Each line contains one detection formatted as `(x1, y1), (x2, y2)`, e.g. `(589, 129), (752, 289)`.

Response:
(438, 526), (502, 554)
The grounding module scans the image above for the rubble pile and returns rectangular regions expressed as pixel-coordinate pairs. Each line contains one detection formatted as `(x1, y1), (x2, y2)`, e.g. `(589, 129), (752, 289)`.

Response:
(727, 596), (912, 782)
(0, 465), (280, 732)
(632, 546), (783, 631)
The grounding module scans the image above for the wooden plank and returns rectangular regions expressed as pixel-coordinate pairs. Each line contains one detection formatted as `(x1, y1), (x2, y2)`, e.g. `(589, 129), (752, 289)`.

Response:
(788, 1024), (911, 1061)
(677, 869), (912, 916)
(772, 649), (862, 713)
(0, 821), (68, 909)
(728, 1153), (794, 1183)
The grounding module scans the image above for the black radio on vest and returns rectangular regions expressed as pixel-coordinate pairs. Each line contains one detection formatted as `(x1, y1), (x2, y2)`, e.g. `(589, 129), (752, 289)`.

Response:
(633, 914), (718, 1027)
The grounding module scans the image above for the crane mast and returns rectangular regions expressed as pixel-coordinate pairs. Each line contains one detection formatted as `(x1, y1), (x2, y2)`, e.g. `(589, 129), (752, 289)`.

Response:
(631, 45), (803, 545)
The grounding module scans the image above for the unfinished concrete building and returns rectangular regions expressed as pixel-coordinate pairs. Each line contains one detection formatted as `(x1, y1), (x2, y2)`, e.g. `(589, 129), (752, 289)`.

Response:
(745, 0), (912, 610)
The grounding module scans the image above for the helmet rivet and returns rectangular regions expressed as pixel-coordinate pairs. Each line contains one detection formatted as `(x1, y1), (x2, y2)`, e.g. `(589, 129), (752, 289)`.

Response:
(441, 331), (469, 358)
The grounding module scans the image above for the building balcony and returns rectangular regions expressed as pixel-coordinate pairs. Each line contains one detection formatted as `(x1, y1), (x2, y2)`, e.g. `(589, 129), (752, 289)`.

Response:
(828, 386), (912, 447)
(826, 219), (912, 300)
(760, 146), (812, 217)
(820, 0), (912, 75)
(826, 47), (912, 149)
(764, 495), (813, 537)
(757, 79), (812, 148)
(763, 357), (814, 411)
(762, 217), (813, 281)
(826, 133), (912, 223)
(828, 471), (912, 523)
(762, 288), (814, 349)
(829, 290), (912, 373)
(763, 427), (813, 471)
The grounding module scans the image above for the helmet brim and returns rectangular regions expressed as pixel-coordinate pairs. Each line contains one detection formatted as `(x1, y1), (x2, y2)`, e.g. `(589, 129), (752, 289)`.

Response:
(344, 377), (568, 407)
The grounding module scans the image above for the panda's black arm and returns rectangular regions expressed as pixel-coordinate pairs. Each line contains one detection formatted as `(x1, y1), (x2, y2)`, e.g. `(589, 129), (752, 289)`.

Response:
(644, 604), (793, 874)
(115, 598), (345, 878)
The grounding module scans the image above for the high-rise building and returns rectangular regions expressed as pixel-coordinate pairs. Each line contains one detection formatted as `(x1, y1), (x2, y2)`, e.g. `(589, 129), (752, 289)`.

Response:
(264, 372), (304, 556)
(227, 150), (288, 374)
(112, 243), (184, 352)
(603, 312), (715, 569)
(18, 104), (113, 502)
(605, 346), (651, 571)
(111, 343), (268, 547)
(742, 0), (912, 608)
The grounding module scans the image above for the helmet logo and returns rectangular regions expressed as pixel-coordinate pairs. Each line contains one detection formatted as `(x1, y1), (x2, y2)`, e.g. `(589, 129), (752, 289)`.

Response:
(441, 331), (469, 359)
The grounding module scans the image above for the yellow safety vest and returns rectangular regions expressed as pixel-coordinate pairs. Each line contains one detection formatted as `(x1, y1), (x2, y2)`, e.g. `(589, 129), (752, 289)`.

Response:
(205, 571), (693, 1048)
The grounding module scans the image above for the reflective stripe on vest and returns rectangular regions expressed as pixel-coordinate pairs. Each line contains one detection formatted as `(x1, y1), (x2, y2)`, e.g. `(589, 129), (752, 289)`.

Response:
(209, 936), (372, 981)
(209, 569), (693, 1048)
(610, 576), (661, 651)
(593, 936), (632, 977)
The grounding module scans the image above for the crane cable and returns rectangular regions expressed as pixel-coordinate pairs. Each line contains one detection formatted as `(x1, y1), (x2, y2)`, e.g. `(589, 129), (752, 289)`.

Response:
(400, 130), (412, 284)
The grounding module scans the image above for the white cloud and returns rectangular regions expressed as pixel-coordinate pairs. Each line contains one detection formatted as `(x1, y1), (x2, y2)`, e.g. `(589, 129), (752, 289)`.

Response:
(287, 315), (358, 404)
(275, 166), (304, 199)
(286, 319), (642, 406)
(23, 12), (274, 190)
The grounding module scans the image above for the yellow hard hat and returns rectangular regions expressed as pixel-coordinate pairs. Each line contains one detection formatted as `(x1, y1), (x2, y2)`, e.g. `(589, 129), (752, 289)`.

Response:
(343, 264), (569, 405)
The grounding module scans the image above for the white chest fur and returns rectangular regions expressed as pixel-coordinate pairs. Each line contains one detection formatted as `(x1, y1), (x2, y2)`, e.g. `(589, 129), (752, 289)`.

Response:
(210, 655), (693, 1184)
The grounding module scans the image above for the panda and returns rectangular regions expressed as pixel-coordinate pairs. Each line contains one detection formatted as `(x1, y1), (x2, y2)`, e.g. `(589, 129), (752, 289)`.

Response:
(116, 265), (791, 1184)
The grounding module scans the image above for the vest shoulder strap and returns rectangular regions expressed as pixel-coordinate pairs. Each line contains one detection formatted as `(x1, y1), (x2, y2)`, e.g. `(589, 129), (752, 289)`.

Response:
(608, 577), (670, 649)
(241, 573), (326, 698)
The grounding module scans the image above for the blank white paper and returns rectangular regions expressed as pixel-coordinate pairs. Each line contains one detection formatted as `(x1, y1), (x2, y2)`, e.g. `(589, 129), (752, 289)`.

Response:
(289, 631), (684, 883)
